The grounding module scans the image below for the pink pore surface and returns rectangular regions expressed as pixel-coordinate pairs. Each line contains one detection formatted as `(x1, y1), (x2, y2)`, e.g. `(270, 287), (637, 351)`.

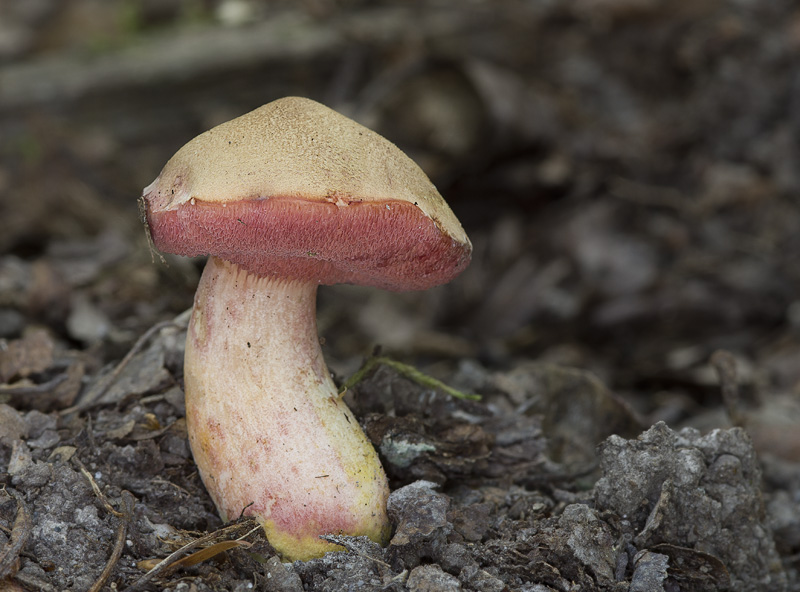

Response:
(146, 197), (471, 291)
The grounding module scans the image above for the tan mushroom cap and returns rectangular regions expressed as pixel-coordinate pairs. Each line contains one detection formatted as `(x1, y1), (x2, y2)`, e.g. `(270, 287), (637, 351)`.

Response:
(143, 96), (471, 291)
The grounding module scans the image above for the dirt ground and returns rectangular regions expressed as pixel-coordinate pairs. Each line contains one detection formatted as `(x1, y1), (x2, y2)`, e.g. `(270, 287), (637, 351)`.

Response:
(1, 1), (799, 590)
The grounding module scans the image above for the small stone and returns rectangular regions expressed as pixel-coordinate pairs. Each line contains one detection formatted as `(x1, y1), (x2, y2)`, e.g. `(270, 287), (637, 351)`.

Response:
(7, 440), (32, 476)
(0, 403), (27, 446)
(28, 428), (60, 449)
(439, 543), (476, 575)
(450, 502), (492, 542)
(25, 410), (56, 439)
(387, 481), (451, 546)
(629, 551), (668, 592)
(262, 556), (302, 592)
(407, 564), (461, 592)
(387, 481), (452, 569)
(459, 565), (506, 592)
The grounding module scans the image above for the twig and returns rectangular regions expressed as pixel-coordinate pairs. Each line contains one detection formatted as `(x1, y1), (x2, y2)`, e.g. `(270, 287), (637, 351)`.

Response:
(60, 320), (179, 416)
(77, 456), (136, 590)
(0, 8), (481, 110)
(88, 491), (135, 592)
(119, 519), (259, 592)
(0, 489), (31, 579)
(710, 350), (744, 427)
(609, 176), (690, 213)
(236, 524), (263, 542)
(77, 461), (124, 518)
(318, 534), (391, 568)
(151, 477), (191, 497)
(339, 355), (480, 401)
(0, 374), (67, 396)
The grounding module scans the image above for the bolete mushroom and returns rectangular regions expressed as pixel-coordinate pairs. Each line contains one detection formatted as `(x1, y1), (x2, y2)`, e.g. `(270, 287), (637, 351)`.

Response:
(140, 96), (471, 561)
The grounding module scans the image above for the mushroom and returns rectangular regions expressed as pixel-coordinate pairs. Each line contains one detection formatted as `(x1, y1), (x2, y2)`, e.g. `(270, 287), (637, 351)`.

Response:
(140, 97), (471, 561)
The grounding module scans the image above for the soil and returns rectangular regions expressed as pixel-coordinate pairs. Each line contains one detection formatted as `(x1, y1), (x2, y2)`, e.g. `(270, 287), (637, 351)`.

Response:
(1, 1), (799, 591)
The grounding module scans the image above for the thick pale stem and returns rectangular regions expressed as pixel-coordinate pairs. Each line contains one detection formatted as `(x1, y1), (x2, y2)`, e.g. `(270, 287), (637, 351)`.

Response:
(184, 256), (390, 561)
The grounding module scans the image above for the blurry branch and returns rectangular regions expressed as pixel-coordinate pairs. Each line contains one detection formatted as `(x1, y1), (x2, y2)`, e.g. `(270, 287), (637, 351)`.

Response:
(0, 8), (479, 111)
(710, 350), (744, 428)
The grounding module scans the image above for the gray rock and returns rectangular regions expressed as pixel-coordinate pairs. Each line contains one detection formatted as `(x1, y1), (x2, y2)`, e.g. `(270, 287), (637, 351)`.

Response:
(439, 543), (476, 575)
(629, 551), (668, 592)
(387, 480), (452, 569)
(459, 564), (506, 592)
(0, 403), (26, 446)
(558, 504), (617, 587)
(408, 564), (462, 591)
(262, 555), (303, 592)
(595, 422), (787, 592)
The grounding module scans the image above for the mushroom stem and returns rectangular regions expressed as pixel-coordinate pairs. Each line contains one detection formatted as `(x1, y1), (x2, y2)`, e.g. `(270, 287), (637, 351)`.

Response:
(184, 256), (390, 561)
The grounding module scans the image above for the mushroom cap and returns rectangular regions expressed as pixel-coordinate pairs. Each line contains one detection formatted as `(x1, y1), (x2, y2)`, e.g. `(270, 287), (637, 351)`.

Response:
(143, 97), (471, 291)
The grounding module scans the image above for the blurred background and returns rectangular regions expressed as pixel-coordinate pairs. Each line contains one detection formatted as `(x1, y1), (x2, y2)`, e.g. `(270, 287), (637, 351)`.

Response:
(1, 0), (799, 429)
